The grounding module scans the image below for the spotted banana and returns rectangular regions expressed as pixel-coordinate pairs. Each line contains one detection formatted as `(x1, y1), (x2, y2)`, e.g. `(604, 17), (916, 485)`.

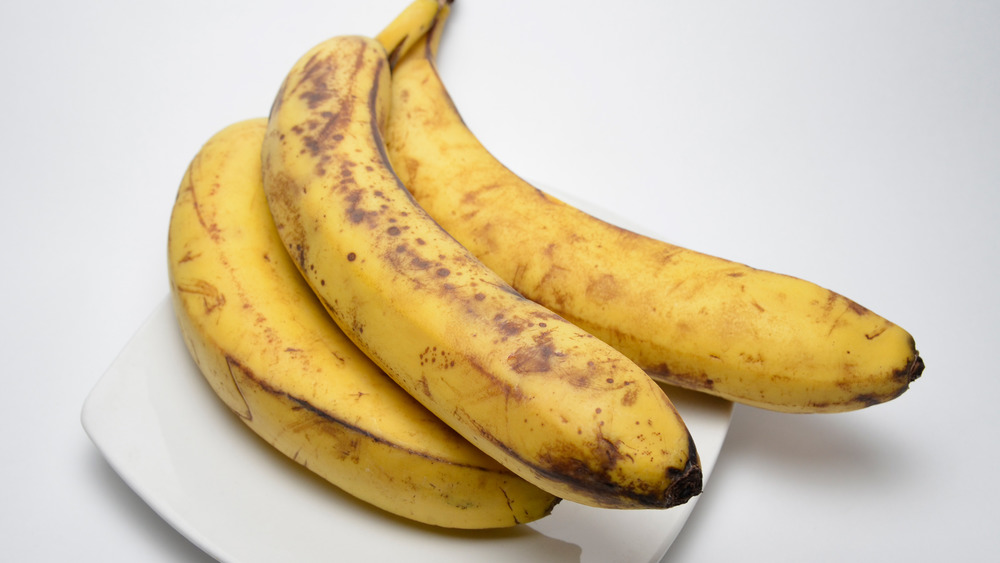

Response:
(261, 34), (702, 509)
(383, 6), (923, 413)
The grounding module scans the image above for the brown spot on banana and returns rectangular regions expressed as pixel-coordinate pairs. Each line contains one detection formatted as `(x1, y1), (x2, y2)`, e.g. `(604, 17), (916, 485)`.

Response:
(585, 273), (619, 302)
(865, 325), (889, 340)
(178, 163), (223, 243)
(621, 386), (640, 406)
(846, 298), (871, 316)
(175, 279), (226, 315)
(494, 314), (535, 339)
(507, 331), (561, 373)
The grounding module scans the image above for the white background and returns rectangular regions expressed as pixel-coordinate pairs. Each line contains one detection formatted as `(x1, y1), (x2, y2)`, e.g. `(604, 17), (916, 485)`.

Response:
(2, 0), (998, 561)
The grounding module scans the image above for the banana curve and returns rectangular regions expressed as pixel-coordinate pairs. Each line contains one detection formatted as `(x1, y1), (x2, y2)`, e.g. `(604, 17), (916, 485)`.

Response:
(383, 7), (923, 414)
(261, 35), (702, 509)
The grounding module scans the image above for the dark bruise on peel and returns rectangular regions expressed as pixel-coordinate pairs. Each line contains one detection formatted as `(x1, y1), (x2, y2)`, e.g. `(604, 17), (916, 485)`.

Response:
(535, 427), (700, 508)
(344, 188), (375, 226)
(507, 331), (562, 374)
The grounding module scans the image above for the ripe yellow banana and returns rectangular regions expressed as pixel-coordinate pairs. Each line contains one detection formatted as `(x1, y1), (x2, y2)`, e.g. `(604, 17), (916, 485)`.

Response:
(383, 7), (924, 414)
(167, 118), (559, 528)
(261, 35), (702, 509)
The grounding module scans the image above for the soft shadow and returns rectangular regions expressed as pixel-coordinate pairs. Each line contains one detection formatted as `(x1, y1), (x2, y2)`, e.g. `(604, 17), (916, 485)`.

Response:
(658, 384), (735, 417)
(664, 403), (917, 561)
(85, 446), (220, 562)
(717, 404), (911, 480)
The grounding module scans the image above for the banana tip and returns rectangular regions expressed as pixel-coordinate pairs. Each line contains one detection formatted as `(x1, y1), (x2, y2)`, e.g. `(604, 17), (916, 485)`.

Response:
(906, 353), (925, 383)
(665, 462), (703, 508)
(661, 433), (703, 508)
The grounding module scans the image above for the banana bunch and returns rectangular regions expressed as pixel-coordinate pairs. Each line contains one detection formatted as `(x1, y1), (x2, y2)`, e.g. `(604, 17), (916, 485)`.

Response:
(384, 3), (924, 414)
(166, 0), (924, 532)
(167, 1), (559, 529)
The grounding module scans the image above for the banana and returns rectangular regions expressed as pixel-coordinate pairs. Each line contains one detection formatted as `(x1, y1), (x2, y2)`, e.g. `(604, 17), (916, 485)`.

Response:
(167, 118), (559, 528)
(374, 0), (444, 69)
(383, 7), (923, 414)
(261, 35), (702, 509)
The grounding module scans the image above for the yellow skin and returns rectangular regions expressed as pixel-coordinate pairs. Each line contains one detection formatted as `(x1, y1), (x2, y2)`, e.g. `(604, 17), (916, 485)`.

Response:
(167, 118), (559, 528)
(373, 0), (442, 69)
(261, 35), (701, 509)
(383, 8), (923, 414)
